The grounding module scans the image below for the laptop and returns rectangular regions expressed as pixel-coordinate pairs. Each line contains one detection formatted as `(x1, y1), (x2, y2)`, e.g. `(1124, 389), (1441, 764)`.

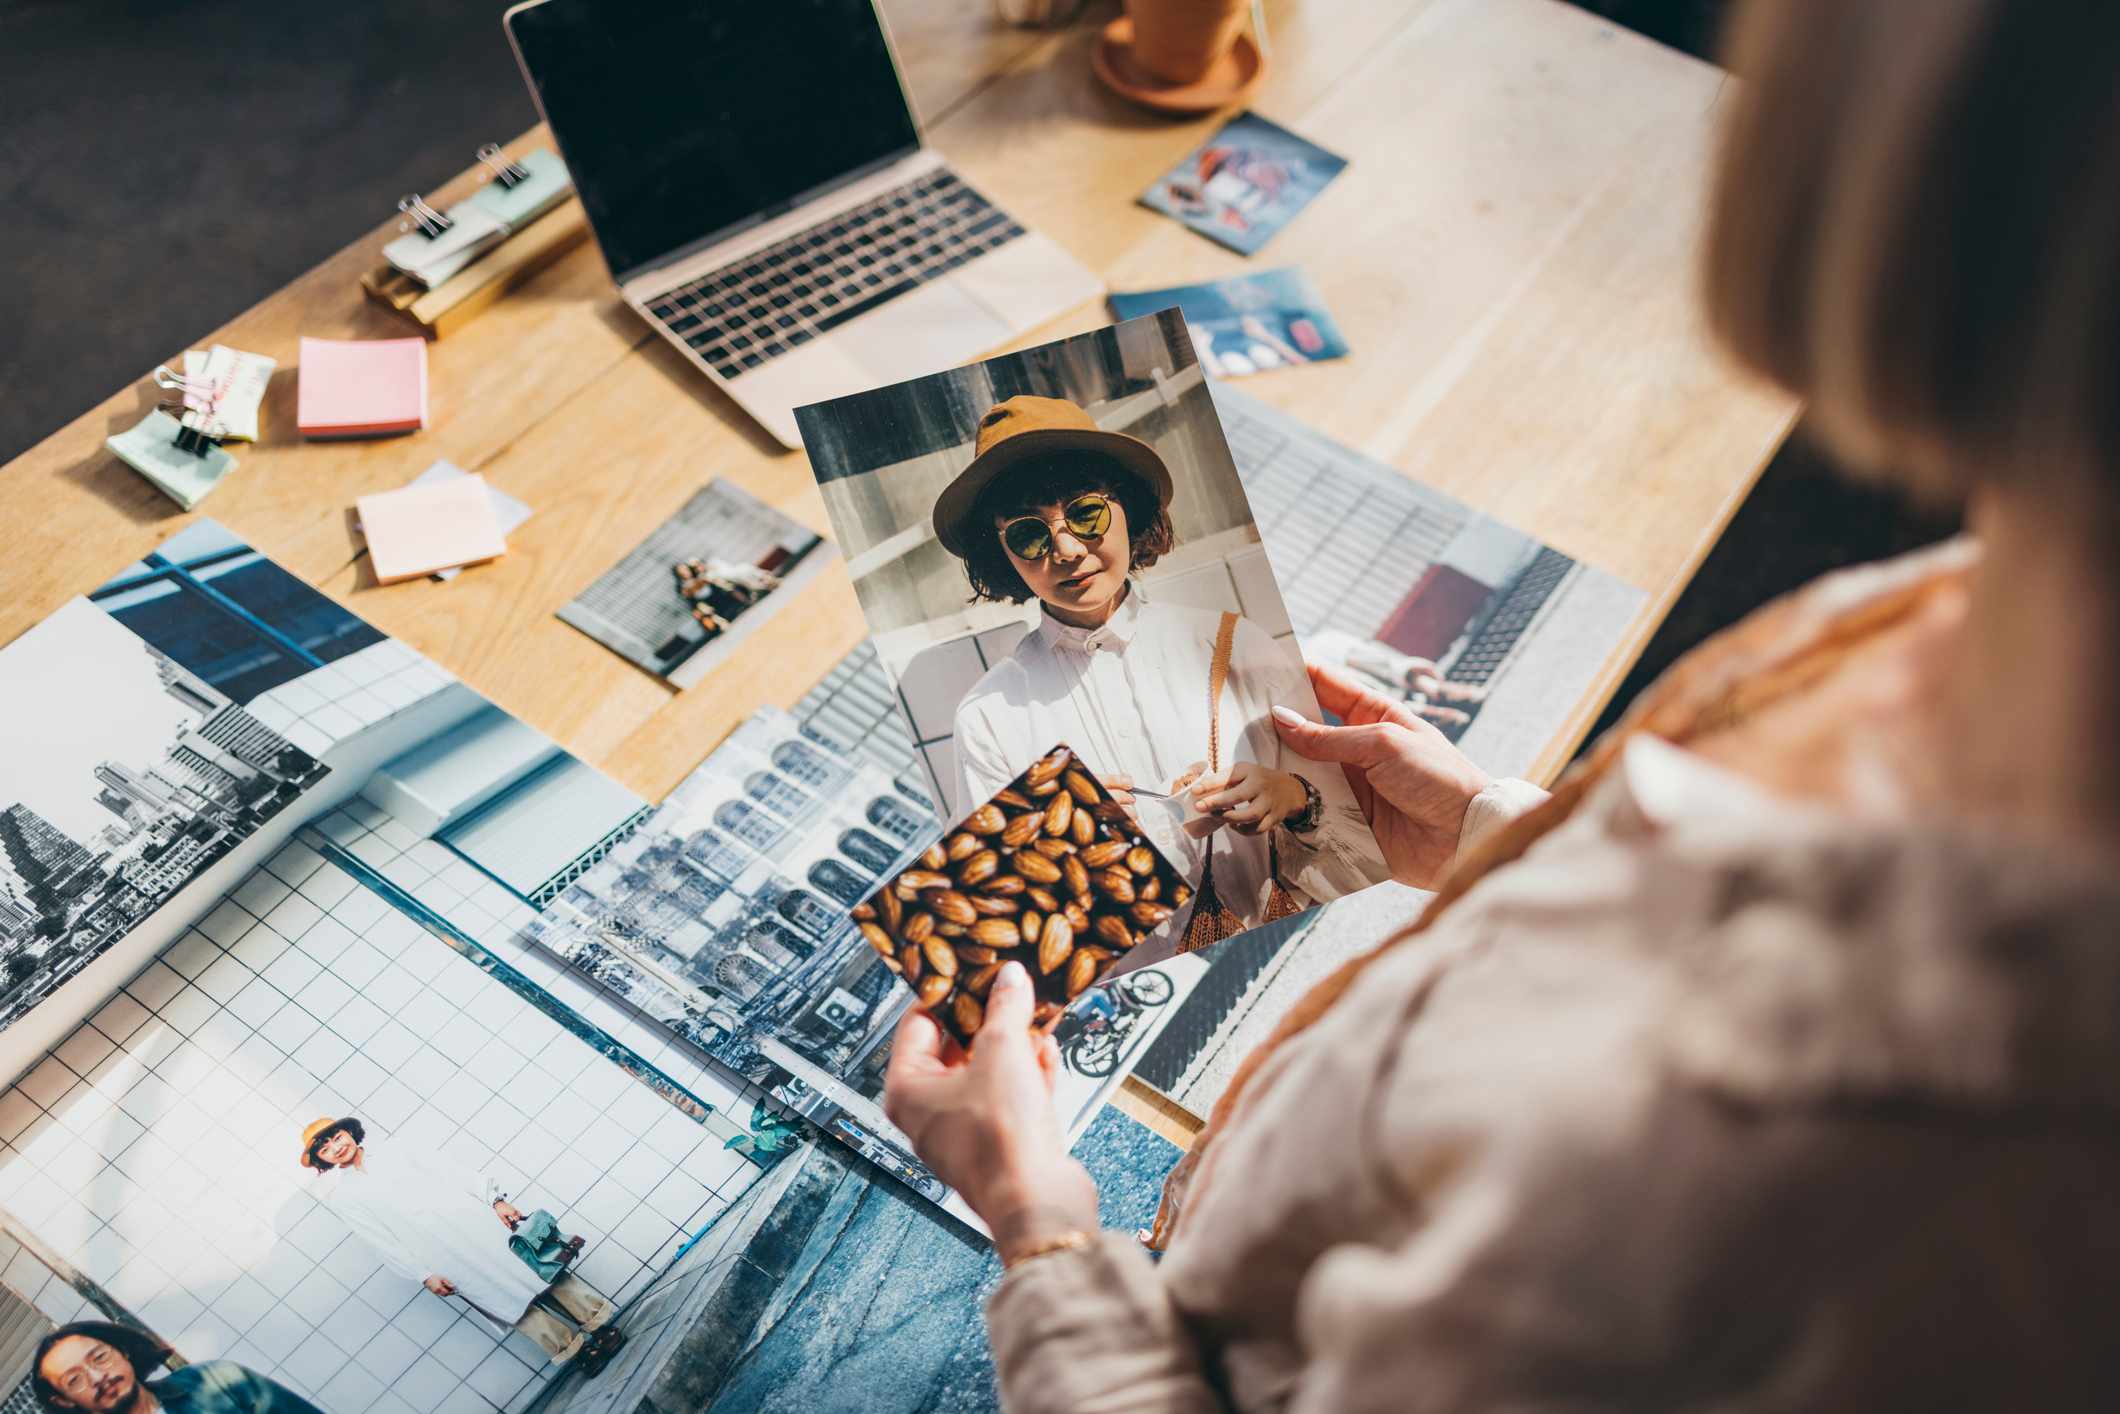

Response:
(504, 0), (1103, 450)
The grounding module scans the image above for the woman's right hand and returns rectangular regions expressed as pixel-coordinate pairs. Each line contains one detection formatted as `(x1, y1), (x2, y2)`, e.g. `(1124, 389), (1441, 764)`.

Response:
(424, 1275), (456, 1297)
(1270, 663), (1494, 890)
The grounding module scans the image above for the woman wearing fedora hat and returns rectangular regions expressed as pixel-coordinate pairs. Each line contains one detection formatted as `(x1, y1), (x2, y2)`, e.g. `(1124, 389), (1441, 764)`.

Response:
(937, 395), (1384, 942)
(298, 1117), (617, 1367)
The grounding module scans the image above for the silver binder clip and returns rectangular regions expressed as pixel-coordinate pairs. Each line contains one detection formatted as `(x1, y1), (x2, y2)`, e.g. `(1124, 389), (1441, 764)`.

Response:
(398, 193), (454, 239)
(477, 143), (531, 190)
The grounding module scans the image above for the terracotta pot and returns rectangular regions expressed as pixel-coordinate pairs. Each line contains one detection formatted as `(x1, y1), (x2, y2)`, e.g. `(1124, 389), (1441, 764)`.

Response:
(1124, 0), (1248, 86)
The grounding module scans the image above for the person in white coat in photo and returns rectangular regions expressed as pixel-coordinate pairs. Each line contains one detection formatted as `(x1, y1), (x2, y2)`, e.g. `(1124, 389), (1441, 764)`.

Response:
(300, 1117), (617, 1365)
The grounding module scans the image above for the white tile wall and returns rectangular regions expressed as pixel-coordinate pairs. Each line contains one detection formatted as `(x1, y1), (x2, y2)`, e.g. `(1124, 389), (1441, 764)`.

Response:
(0, 806), (768, 1414)
(243, 641), (457, 761)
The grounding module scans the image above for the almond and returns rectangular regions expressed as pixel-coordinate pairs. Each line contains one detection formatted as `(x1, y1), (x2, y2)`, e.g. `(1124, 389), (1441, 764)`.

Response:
(918, 973), (953, 1007)
(981, 872), (1026, 897)
(860, 922), (895, 958)
(969, 893), (1018, 916)
(1001, 812), (1043, 848)
(967, 920), (1019, 950)
(1025, 886), (1061, 912)
(878, 887), (904, 931)
(1015, 851), (1061, 884)
(1063, 854), (1092, 900)
(898, 869), (951, 893)
(921, 842), (947, 871)
(1019, 910), (1043, 945)
(953, 990), (985, 1037)
(1037, 913), (1074, 974)
(930, 890), (978, 926)
(851, 901), (876, 922)
(965, 961), (1002, 996)
(995, 788), (1033, 810)
(1078, 840), (1127, 869)
(903, 911), (935, 944)
(1066, 948), (1101, 998)
(1069, 809), (1096, 846)
(965, 804), (1006, 836)
(1129, 901), (1174, 928)
(1043, 791), (1074, 837)
(1063, 769), (1099, 806)
(1031, 837), (1075, 859)
(945, 831), (981, 862)
(900, 943), (923, 982)
(1093, 914), (1134, 950)
(956, 849), (999, 887)
(1127, 846), (1156, 876)
(921, 935), (959, 978)
(1096, 868), (1136, 904)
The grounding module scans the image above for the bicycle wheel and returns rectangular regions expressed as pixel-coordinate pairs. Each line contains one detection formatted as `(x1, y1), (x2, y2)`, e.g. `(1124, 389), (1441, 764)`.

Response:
(1124, 971), (1174, 1006)
(1066, 1031), (1119, 1077)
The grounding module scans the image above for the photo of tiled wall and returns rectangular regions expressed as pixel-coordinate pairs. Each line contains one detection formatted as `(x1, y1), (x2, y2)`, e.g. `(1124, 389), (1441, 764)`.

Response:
(0, 812), (768, 1414)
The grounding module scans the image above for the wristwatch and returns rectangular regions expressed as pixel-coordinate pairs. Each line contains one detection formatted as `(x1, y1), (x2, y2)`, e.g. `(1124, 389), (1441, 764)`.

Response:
(1285, 773), (1324, 833)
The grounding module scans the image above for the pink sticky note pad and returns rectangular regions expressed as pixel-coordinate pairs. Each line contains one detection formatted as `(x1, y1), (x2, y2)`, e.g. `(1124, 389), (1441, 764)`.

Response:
(298, 336), (429, 438)
(357, 475), (507, 583)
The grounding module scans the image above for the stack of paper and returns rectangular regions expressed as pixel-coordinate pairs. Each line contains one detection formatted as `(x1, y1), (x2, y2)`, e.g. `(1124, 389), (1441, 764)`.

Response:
(106, 410), (239, 510)
(179, 344), (277, 441)
(356, 474), (508, 583)
(382, 149), (574, 289)
(297, 336), (428, 438)
(404, 460), (533, 580)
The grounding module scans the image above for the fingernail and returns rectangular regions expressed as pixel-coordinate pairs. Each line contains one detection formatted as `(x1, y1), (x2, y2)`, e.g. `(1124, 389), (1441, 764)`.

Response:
(996, 961), (1028, 992)
(1271, 706), (1303, 727)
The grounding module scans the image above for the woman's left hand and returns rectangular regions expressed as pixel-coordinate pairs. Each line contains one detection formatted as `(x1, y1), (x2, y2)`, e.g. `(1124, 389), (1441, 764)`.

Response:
(884, 963), (1101, 1261)
(1189, 762), (1309, 835)
(493, 1200), (524, 1229)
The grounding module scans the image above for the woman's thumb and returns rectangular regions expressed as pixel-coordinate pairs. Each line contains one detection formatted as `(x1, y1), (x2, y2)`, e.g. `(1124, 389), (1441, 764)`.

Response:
(984, 960), (1037, 1035)
(1271, 706), (1372, 763)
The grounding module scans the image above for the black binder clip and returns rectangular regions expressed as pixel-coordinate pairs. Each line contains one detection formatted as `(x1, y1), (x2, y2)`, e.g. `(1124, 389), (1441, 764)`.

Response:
(398, 193), (454, 239)
(477, 143), (531, 190)
(154, 399), (224, 459)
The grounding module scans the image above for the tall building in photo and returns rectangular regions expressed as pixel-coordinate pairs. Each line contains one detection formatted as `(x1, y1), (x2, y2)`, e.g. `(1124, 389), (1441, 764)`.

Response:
(94, 762), (179, 827)
(0, 871), (37, 943)
(0, 805), (93, 908)
(151, 647), (227, 720)
(195, 705), (295, 775)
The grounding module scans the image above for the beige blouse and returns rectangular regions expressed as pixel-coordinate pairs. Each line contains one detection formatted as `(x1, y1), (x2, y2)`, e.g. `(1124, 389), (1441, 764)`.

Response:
(985, 734), (2120, 1410)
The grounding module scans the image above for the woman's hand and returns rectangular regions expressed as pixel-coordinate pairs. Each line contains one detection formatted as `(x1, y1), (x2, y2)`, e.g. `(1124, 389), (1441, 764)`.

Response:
(424, 1275), (457, 1297)
(493, 1200), (524, 1230)
(884, 963), (1100, 1261)
(1104, 772), (1137, 811)
(1270, 663), (1493, 889)
(1188, 762), (1310, 836)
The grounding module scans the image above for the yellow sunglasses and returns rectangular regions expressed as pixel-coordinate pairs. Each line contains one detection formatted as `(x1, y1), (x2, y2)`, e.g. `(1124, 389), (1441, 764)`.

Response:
(998, 493), (1113, 561)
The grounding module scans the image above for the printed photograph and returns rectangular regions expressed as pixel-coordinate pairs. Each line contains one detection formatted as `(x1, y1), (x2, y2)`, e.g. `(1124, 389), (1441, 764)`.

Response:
(557, 480), (831, 690)
(1139, 110), (1349, 256)
(1110, 267), (1348, 379)
(797, 310), (1395, 954)
(0, 598), (327, 1035)
(854, 744), (1190, 1047)
(0, 524), (784, 1412)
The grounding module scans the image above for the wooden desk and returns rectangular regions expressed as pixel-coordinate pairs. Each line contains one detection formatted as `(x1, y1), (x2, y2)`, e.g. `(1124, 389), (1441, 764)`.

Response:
(1, 0), (1793, 1133)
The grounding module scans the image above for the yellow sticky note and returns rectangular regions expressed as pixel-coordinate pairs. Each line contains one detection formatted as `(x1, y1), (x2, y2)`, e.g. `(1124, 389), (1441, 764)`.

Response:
(357, 474), (508, 584)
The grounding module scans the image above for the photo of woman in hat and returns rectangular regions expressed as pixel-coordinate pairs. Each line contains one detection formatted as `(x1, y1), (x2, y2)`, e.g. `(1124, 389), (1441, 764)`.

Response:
(299, 1117), (621, 1368)
(936, 394), (1384, 940)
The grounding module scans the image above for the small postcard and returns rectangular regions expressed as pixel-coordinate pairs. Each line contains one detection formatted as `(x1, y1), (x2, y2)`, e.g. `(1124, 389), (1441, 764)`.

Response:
(1139, 111), (1348, 255)
(557, 480), (831, 690)
(1110, 267), (1348, 379)
(855, 745), (1187, 1048)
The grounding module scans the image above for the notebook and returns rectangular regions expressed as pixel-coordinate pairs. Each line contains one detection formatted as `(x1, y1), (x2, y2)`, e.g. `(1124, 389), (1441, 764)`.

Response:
(297, 336), (429, 438)
(357, 474), (507, 583)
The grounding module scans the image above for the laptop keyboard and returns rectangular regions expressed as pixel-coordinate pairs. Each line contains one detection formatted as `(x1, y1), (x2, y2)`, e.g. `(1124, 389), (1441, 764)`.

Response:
(644, 170), (1026, 381)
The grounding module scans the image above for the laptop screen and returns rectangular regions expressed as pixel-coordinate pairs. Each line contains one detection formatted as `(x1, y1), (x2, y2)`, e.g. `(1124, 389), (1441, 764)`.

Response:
(508, 0), (922, 283)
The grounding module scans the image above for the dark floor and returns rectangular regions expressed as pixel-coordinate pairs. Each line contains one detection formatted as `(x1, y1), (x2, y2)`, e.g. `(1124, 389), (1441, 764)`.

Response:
(0, 0), (1958, 739)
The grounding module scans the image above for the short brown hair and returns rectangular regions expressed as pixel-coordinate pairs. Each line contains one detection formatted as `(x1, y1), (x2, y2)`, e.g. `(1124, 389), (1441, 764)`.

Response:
(1704, 0), (2120, 502)
(959, 450), (1174, 604)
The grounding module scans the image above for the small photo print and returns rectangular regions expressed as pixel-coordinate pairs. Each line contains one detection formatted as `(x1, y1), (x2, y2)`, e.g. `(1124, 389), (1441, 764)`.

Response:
(797, 309), (1395, 960)
(558, 480), (831, 689)
(855, 744), (1189, 1048)
(1110, 267), (1348, 379)
(1139, 111), (1349, 255)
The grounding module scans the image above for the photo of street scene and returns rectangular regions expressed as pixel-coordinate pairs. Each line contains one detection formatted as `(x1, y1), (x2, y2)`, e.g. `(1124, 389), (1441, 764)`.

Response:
(0, 598), (326, 1032)
(558, 480), (832, 689)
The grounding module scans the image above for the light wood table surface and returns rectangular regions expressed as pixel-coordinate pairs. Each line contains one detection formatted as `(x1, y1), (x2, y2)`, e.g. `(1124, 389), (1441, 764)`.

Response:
(1, 0), (1796, 1144)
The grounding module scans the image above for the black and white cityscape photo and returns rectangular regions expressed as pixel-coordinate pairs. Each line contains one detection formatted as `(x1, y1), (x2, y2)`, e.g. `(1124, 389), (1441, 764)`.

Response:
(0, 597), (326, 1029)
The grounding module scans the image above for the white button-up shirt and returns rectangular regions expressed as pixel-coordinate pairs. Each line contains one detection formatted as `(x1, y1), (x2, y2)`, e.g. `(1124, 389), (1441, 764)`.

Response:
(952, 585), (1385, 929)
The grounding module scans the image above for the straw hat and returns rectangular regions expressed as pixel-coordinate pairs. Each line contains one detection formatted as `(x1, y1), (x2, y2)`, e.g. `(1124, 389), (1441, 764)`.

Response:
(298, 1115), (345, 1170)
(931, 396), (1174, 559)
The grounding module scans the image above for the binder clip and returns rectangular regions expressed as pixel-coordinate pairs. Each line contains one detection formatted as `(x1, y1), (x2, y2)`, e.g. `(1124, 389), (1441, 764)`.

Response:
(397, 193), (454, 240)
(477, 143), (532, 191)
(151, 364), (231, 458)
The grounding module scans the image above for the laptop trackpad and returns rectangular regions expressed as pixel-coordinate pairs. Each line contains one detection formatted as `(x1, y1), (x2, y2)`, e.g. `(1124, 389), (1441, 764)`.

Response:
(834, 278), (1009, 383)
